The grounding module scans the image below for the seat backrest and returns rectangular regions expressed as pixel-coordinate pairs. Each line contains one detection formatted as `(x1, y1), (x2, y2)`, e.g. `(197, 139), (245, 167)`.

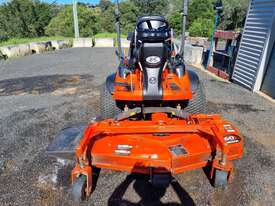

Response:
(140, 42), (168, 100)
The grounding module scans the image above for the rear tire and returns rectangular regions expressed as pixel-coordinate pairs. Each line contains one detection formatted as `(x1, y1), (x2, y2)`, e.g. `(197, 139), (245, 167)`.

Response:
(185, 83), (206, 114)
(100, 83), (121, 119)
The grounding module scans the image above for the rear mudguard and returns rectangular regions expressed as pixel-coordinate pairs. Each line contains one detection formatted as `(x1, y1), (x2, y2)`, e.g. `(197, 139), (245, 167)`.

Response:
(187, 69), (200, 93)
(105, 69), (201, 95)
(47, 123), (86, 160)
(106, 73), (116, 94)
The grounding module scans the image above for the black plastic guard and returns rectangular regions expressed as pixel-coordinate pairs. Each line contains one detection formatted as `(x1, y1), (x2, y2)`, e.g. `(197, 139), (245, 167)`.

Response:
(106, 73), (116, 94)
(46, 123), (86, 160)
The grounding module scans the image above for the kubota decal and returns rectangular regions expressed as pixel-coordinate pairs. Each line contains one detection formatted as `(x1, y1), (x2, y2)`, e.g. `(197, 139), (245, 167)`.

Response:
(115, 144), (133, 155)
(146, 56), (161, 64)
(224, 135), (241, 144)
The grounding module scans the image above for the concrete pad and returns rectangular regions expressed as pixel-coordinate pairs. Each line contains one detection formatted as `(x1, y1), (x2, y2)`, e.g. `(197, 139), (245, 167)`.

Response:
(94, 38), (114, 47)
(73, 38), (93, 48)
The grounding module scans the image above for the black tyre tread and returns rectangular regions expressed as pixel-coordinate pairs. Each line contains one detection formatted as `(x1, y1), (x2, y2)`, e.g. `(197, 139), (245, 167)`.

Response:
(214, 169), (228, 188)
(100, 83), (120, 119)
(185, 83), (206, 114)
(72, 175), (87, 202)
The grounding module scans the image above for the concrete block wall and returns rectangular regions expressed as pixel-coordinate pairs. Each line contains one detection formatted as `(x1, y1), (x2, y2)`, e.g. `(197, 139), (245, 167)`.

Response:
(184, 44), (204, 66)
(29, 42), (50, 54)
(0, 38), (203, 66)
(0, 44), (31, 58)
(0, 40), (72, 59)
(50, 40), (71, 50)
(121, 38), (130, 48)
(73, 38), (93, 48)
(94, 38), (114, 47)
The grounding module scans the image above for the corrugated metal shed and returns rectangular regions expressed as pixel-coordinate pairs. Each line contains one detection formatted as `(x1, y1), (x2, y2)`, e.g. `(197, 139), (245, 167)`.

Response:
(261, 44), (275, 99)
(232, 0), (275, 91)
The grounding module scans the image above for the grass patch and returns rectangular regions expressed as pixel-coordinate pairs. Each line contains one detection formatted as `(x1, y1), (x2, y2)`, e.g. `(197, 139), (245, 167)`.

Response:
(0, 36), (73, 47)
(0, 33), (126, 47)
(94, 33), (126, 39)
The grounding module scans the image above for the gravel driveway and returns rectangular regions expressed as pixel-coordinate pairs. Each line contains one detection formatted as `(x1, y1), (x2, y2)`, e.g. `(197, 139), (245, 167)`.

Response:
(0, 48), (274, 206)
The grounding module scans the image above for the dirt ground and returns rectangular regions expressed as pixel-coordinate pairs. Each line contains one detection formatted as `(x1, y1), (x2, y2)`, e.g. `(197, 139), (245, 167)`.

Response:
(0, 48), (274, 206)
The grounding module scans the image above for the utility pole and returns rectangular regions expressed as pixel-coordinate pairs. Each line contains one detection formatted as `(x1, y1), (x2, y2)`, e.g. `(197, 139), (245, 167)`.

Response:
(73, 0), (80, 38)
(180, 0), (188, 59)
(115, 0), (122, 58)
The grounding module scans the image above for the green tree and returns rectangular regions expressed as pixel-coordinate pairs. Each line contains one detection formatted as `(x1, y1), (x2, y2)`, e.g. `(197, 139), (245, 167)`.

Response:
(45, 5), (100, 37)
(99, 1), (138, 34)
(0, 0), (55, 38)
(120, 1), (139, 33)
(99, 5), (116, 33)
(189, 18), (214, 37)
(99, 0), (113, 12)
(222, 0), (249, 30)
(168, 12), (182, 35)
(188, 0), (215, 26)
(130, 0), (168, 16)
(166, 0), (216, 37)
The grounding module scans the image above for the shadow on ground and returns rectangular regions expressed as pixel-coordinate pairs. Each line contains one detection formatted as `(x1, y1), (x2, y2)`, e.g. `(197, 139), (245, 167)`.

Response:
(0, 74), (94, 96)
(207, 101), (265, 113)
(108, 173), (195, 206)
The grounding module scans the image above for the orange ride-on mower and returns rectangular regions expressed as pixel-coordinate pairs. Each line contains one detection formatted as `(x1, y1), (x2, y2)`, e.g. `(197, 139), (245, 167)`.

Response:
(47, 0), (243, 202)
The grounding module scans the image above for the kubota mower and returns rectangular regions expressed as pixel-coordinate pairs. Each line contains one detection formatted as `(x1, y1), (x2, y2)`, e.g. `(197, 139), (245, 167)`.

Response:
(47, 0), (243, 202)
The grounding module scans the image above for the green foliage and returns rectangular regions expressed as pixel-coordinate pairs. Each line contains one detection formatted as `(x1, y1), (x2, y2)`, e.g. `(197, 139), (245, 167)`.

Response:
(99, 1), (138, 34)
(0, 35), (9, 43)
(184, 0), (216, 37)
(130, 0), (168, 16)
(0, 0), (55, 38)
(189, 18), (214, 38)
(99, 0), (113, 12)
(0, 36), (72, 47)
(94, 33), (126, 39)
(0, 0), (250, 40)
(222, 0), (249, 30)
(167, 0), (216, 37)
(45, 5), (100, 37)
(99, 6), (116, 33)
(188, 0), (215, 25)
(120, 1), (139, 33)
(168, 12), (182, 35)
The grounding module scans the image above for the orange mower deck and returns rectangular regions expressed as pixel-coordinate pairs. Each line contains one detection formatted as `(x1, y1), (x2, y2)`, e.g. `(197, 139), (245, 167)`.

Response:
(66, 112), (243, 199)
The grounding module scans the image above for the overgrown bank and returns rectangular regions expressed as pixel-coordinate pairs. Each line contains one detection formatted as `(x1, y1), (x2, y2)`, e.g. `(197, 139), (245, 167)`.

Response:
(0, 0), (249, 43)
